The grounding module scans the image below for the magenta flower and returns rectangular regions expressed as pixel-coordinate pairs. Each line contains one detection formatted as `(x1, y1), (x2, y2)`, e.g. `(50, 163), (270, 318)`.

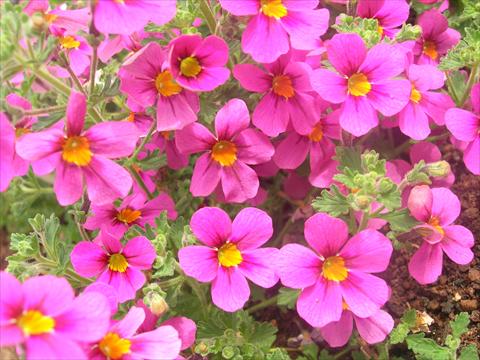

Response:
(398, 63), (454, 140)
(407, 185), (474, 284)
(89, 306), (181, 360)
(178, 207), (279, 312)
(70, 233), (156, 302)
(319, 308), (394, 347)
(152, 132), (189, 170)
(168, 34), (230, 92)
(16, 91), (139, 206)
(176, 99), (274, 202)
(219, 0), (329, 63)
(234, 53), (319, 136)
(445, 83), (480, 175)
(311, 34), (410, 136)
(357, 0), (410, 38)
(84, 191), (177, 238)
(55, 33), (92, 76)
(94, 0), (176, 35)
(276, 213), (392, 327)
(120, 42), (200, 132)
(124, 102), (154, 136)
(0, 272), (110, 360)
(414, 9), (460, 64)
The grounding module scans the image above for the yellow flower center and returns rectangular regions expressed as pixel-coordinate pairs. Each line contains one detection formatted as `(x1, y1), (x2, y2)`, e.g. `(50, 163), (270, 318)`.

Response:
(17, 310), (55, 336)
(127, 112), (135, 122)
(59, 36), (80, 49)
(308, 123), (323, 142)
(428, 216), (444, 237)
(342, 300), (349, 310)
(15, 127), (30, 138)
(108, 254), (129, 272)
(116, 208), (142, 224)
(155, 70), (182, 97)
(272, 74), (295, 99)
(180, 56), (202, 78)
(211, 140), (237, 167)
(261, 0), (287, 18)
(218, 242), (243, 267)
(423, 40), (438, 60)
(348, 73), (371, 97)
(44, 13), (58, 23)
(322, 256), (348, 282)
(99, 332), (131, 360)
(377, 25), (384, 36)
(62, 136), (92, 166)
(410, 85), (422, 104)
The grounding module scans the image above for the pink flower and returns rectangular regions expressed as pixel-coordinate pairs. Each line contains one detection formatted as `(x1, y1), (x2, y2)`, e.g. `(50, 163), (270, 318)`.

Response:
(178, 207), (279, 312)
(70, 233), (156, 302)
(398, 63), (454, 140)
(276, 213), (392, 327)
(357, 0), (410, 38)
(219, 0), (329, 63)
(152, 132), (189, 170)
(94, 0), (176, 35)
(176, 99), (274, 203)
(445, 83), (480, 175)
(0, 272), (110, 360)
(89, 307), (181, 360)
(84, 191), (177, 238)
(233, 53), (319, 136)
(120, 42), (200, 132)
(311, 34), (410, 136)
(16, 91), (139, 206)
(55, 33), (92, 76)
(124, 102), (154, 135)
(414, 9), (460, 64)
(407, 185), (474, 284)
(98, 30), (160, 63)
(319, 308), (394, 347)
(168, 34), (230, 92)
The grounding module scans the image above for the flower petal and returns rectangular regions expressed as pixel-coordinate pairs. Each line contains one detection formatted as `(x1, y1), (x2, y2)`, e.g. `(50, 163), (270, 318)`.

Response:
(230, 207), (273, 250)
(70, 241), (108, 278)
(441, 225), (474, 265)
(190, 207), (232, 247)
(408, 242), (443, 284)
(304, 213), (349, 257)
(238, 248), (279, 288)
(178, 245), (219, 282)
(276, 244), (322, 289)
(211, 266), (250, 312)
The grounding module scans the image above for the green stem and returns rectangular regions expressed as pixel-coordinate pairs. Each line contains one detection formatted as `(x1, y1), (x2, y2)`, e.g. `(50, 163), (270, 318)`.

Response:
(446, 74), (460, 106)
(128, 165), (154, 200)
(333, 344), (357, 359)
(459, 63), (479, 107)
(128, 121), (156, 162)
(357, 211), (369, 233)
(88, 46), (98, 95)
(61, 54), (88, 96)
(22, 105), (66, 116)
(246, 295), (279, 314)
(370, 205), (386, 219)
(199, 0), (217, 35)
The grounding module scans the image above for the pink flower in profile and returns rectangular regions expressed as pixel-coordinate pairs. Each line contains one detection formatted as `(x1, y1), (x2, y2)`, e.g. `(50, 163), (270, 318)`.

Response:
(84, 191), (177, 238)
(179, 207), (279, 312)
(16, 91), (139, 206)
(176, 99), (274, 203)
(219, 0), (329, 63)
(120, 42), (200, 132)
(407, 185), (474, 284)
(89, 307), (181, 360)
(357, 0), (410, 38)
(311, 34), (410, 136)
(319, 308), (394, 347)
(0, 272), (110, 360)
(55, 33), (92, 76)
(414, 9), (460, 64)
(234, 53), (319, 136)
(445, 83), (480, 175)
(276, 213), (392, 327)
(70, 233), (156, 302)
(94, 0), (176, 35)
(124, 102), (154, 135)
(168, 34), (230, 92)
(152, 132), (189, 170)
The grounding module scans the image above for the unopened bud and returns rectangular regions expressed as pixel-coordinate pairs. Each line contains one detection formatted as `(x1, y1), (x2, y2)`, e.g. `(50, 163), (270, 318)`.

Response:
(424, 161), (451, 178)
(145, 292), (168, 316)
(31, 13), (47, 32)
(354, 194), (371, 210)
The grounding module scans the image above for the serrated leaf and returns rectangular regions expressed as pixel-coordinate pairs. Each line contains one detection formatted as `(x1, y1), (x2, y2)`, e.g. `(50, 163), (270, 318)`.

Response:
(406, 333), (450, 360)
(459, 344), (480, 360)
(277, 288), (300, 309)
(450, 312), (470, 339)
(378, 209), (420, 232)
(311, 185), (350, 217)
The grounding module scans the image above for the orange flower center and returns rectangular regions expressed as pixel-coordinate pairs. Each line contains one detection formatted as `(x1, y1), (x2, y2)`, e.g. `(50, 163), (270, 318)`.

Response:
(155, 70), (182, 97)
(308, 123), (324, 142)
(15, 127), (30, 138)
(116, 208), (142, 224)
(62, 136), (92, 166)
(17, 310), (55, 336)
(127, 112), (135, 122)
(108, 254), (128, 272)
(348, 73), (371, 97)
(428, 216), (444, 237)
(261, 0), (287, 18)
(59, 36), (80, 49)
(378, 25), (384, 36)
(410, 85), (422, 103)
(322, 256), (348, 282)
(160, 131), (172, 140)
(180, 56), (202, 78)
(272, 75), (295, 99)
(218, 242), (243, 267)
(99, 332), (131, 359)
(44, 13), (58, 23)
(211, 140), (237, 166)
(423, 41), (438, 60)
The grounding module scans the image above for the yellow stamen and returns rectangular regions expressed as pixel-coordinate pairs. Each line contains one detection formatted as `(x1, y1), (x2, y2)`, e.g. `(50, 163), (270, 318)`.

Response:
(377, 25), (384, 36)
(62, 136), (92, 166)
(410, 85), (422, 104)
(342, 300), (349, 310)
(423, 41), (438, 60)
(322, 256), (348, 282)
(180, 57), (202, 78)
(428, 216), (444, 237)
(211, 140), (237, 166)
(155, 70), (182, 97)
(108, 254), (128, 272)
(99, 332), (131, 360)
(17, 310), (55, 336)
(116, 208), (141, 224)
(161, 131), (172, 140)
(308, 123), (323, 142)
(348, 73), (371, 97)
(15, 127), (30, 138)
(44, 13), (58, 24)
(261, 0), (288, 19)
(59, 36), (80, 49)
(272, 74), (295, 99)
(218, 242), (243, 267)
(127, 112), (135, 122)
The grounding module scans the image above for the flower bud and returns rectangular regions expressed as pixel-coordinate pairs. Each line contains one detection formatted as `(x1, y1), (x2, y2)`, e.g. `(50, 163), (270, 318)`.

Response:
(424, 160), (451, 178)
(354, 194), (371, 210)
(144, 292), (168, 316)
(31, 13), (47, 32)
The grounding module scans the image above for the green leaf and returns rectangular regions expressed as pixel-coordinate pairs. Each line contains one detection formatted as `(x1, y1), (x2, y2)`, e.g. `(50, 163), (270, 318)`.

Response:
(311, 185), (350, 217)
(277, 288), (300, 309)
(389, 309), (417, 344)
(459, 344), (480, 360)
(405, 333), (450, 360)
(450, 312), (470, 339)
(405, 161), (431, 186)
(378, 209), (420, 232)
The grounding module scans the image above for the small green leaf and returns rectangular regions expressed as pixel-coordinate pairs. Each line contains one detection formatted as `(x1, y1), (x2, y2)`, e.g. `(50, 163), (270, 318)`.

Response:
(311, 185), (350, 217)
(450, 312), (470, 339)
(459, 344), (480, 360)
(406, 333), (450, 360)
(378, 209), (420, 232)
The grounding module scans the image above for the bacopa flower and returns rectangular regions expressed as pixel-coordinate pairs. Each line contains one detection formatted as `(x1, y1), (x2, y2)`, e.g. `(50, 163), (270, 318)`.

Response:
(55, 33), (92, 76)
(94, 0), (176, 35)
(178, 207), (279, 312)
(0, 272), (110, 360)
(407, 185), (474, 284)
(445, 83), (480, 175)
(398, 63), (454, 140)
(168, 34), (230, 92)
(176, 99), (274, 202)
(311, 33), (410, 137)
(70, 233), (156, 302)
(16, 91), (139, 206)
(152, 131), (189, 170)
(233, 53), (319, 136)
(124, 102), (154, 135)
(120, 42), (200, 132)
(84, 191), (177, 238)
(219, 0), (329, 63)
(356, 0), (410, 38)
(414, 9), (460, 64)
(276, 213), (392, 327)
(89, 306), (181, 360)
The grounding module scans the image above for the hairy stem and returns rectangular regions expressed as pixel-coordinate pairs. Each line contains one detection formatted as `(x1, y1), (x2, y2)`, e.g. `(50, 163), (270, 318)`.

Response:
(246, 295), (279, 314)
